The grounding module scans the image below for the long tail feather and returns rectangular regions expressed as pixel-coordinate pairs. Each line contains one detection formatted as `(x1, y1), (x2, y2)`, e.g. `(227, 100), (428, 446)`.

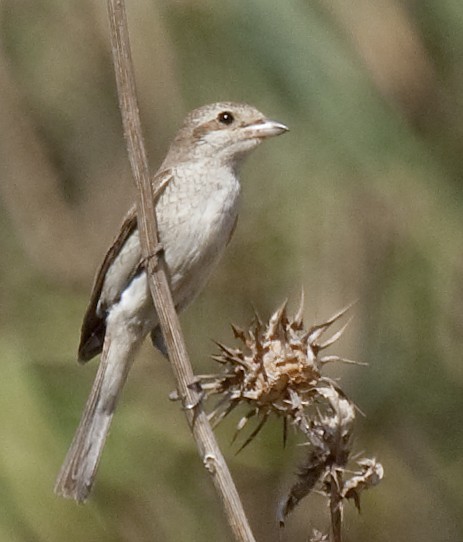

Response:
(54, 333), (139, 502)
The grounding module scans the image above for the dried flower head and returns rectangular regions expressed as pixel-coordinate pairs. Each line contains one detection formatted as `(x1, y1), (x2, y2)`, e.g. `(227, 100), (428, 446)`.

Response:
(199, 295), (358, 449)
(277, 388), (384, 540)
(342, 458), (384, 511)
(200, 295), (383, 539)
(277, 386), (357, 525)
(278, 371), (383, 534)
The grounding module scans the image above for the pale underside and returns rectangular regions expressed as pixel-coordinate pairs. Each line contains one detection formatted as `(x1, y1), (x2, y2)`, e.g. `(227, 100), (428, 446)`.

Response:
(85, 162), (241, 358)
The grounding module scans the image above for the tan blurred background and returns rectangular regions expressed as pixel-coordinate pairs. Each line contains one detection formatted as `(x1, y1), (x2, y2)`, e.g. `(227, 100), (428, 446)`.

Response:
(1, 1), (462, 540)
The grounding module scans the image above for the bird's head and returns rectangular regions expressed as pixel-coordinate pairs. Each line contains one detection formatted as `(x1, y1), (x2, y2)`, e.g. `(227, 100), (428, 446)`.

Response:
(165, 102), (288, 168)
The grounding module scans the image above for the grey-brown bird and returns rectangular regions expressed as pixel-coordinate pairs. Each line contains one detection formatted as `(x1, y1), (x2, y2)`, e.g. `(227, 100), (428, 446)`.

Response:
(54, 102), (288, 502)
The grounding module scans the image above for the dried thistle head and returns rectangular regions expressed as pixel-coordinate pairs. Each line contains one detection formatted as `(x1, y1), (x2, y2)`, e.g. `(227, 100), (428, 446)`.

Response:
(277, 386), (357, 525)
(200, 295), (383, 538)
(342, 458), (384, 511)
(199, 295), (358, 448)
(278, 378), (383, 532)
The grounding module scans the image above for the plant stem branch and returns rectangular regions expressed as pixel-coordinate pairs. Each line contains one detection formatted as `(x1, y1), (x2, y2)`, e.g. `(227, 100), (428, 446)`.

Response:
(329, 469), (343, 542)
(105, 2), (256, 541)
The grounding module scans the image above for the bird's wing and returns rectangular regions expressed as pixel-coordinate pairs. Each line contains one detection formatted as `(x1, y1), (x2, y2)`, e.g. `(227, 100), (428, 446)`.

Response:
(77, 169), (173, 363)
(78, 206), (138, 363)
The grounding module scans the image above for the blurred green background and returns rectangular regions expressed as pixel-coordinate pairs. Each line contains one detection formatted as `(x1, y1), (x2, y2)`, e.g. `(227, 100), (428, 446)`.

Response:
(1, 0), (462, 540)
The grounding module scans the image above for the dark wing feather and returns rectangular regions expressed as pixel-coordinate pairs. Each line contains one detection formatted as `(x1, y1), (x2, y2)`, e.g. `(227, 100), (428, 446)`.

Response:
(78, 207), (138, 363)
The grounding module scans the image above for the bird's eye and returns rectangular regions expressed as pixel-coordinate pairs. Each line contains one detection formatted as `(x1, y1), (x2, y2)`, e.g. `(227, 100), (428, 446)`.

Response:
(217, 111), (234, 125)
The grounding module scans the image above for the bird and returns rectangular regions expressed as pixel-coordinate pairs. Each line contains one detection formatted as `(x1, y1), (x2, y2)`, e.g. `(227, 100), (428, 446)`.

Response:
(54, 102), (288, 502)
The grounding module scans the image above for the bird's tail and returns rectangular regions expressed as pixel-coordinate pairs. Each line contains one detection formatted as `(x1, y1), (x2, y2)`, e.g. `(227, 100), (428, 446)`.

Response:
(54, 333), (140, 502)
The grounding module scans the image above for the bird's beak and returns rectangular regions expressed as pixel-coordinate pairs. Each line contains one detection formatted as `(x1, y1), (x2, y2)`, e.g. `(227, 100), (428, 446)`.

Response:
(242, 119), (289, 139)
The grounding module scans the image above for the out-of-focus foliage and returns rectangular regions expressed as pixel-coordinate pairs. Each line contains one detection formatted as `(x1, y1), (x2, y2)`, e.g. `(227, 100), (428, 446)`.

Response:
(0, 1), (462, 540)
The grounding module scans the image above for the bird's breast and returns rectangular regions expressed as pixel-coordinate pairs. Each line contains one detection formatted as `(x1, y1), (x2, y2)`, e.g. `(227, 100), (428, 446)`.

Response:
(157, 166), (241, 305)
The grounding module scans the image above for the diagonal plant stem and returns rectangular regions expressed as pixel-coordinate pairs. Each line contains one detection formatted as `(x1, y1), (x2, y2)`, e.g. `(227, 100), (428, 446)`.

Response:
(105, 1), (256, 541)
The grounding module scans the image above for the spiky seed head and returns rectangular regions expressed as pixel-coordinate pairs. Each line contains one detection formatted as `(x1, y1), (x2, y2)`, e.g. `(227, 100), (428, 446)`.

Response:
(200, 297), (356, 441)
(199, 297), (383, 532)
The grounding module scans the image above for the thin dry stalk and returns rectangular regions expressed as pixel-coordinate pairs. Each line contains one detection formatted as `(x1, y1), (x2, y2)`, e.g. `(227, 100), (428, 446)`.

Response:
(105, 2), (256, 540)
(328, 469), (343, 542)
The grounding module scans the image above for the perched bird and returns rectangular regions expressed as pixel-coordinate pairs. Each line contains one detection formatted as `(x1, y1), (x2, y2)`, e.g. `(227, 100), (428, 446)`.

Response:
(54, 102), (288, 502)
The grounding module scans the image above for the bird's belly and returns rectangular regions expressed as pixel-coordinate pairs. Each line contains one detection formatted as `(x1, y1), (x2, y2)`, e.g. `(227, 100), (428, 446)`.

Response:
(163, 196), (238, 309)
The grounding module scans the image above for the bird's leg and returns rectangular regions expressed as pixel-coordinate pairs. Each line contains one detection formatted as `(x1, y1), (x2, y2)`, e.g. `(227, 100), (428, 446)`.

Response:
(185, 379), (206, 425)
(169, 379), (205, 425)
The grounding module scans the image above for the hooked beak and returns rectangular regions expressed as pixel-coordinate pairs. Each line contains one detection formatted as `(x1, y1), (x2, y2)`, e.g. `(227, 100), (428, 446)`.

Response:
(242, 118), (289, 139)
